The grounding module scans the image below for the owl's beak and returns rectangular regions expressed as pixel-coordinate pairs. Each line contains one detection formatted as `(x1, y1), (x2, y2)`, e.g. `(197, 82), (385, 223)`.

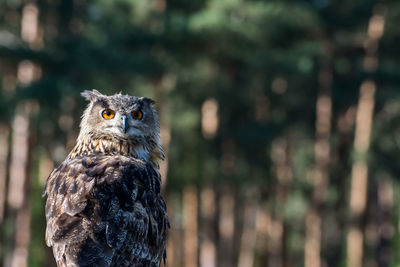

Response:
(121, 115), (129, 133)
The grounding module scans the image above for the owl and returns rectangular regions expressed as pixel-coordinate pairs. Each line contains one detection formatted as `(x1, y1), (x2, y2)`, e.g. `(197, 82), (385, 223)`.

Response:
(43, 90), (169, 267)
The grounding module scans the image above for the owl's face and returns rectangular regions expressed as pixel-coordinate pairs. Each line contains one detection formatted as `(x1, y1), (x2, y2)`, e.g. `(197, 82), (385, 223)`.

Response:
(80, 90), (159, 140)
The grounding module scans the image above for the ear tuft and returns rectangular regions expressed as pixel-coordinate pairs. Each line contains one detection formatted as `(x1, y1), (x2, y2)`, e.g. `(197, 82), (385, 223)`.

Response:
(81, 89), (104, 102)
(141, 97), (156, 106)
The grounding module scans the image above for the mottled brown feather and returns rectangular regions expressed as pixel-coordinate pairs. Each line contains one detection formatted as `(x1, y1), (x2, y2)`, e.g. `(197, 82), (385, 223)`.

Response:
(44, 134), (168, 267)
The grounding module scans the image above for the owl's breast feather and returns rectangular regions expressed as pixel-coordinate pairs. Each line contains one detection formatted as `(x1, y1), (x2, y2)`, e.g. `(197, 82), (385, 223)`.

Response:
(43, 154), (169, 266)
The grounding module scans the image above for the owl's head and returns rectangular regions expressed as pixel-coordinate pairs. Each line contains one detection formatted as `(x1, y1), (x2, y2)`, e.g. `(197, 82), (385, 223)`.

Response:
(78, 89), (160, 142)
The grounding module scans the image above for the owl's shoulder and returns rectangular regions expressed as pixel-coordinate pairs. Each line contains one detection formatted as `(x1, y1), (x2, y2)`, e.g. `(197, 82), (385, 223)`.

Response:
(44, 153), (147, 189)
(43, 155), (149, 236)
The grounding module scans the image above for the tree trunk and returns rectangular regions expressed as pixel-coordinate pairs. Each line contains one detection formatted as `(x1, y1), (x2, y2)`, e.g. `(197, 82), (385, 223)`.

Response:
(270, 138), (292, 267)
(153, 74), (175, 189)
(166, 193), (184, 267)
(0, 124), (10, 223)
(328, 107), (356, 266)
(183, 186), (199, 267)
(347, 6), (386, 267)
(347, 81), (376, 267)
(255, 204), (270, 266)
(238, 193), (257, 267)
(199, 187), (216, 267)
(7, 105), (32, 267)
(218, 138), (236, 267)
(305, 46), (333, 267)
(217, 187), (235, 267)
(7, 2), (42, 266)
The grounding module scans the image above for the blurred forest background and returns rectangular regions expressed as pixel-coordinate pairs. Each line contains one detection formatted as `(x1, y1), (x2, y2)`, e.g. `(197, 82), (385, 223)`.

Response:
(0, 0), (400, 267)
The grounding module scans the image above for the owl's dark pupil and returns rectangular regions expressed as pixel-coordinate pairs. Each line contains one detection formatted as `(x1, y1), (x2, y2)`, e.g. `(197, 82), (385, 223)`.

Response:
(134, 112), (138, 117)
(107, 112), (111, 116)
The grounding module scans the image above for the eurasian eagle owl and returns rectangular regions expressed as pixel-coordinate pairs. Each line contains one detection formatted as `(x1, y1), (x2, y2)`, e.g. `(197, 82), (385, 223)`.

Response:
(43, 90), (169, 267)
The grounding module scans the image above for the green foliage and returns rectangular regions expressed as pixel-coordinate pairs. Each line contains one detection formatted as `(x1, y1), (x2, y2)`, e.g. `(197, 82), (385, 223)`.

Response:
(1, 0), (400, 266)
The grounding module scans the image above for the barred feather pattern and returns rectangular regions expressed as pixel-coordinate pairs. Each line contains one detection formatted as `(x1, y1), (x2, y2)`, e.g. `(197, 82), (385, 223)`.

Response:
(43, 136), (169, 267)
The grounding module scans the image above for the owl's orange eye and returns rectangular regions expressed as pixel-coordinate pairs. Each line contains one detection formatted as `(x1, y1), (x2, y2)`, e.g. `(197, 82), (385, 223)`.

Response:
(131, 110), (143, 120)
(102, 109), (115, 119)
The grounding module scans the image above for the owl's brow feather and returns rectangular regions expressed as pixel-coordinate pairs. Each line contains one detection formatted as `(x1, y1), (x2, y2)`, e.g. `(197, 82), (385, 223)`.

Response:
(92, 98), (110, 108)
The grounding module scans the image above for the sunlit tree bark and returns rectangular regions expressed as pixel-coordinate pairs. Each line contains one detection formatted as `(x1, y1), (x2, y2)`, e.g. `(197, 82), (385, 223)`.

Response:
(0, 124), (10, 266)
(7, 2), (42, 266)
(347, 5), (386, 267)
(0, 124), (9, 223)
(7, 105), (31, 267)
(183, 186), (199, 267)
(199, 187), (216, 267)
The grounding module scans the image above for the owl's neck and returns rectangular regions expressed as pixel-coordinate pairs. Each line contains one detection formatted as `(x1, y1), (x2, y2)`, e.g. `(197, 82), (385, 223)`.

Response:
(68, 133), (164, 168)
